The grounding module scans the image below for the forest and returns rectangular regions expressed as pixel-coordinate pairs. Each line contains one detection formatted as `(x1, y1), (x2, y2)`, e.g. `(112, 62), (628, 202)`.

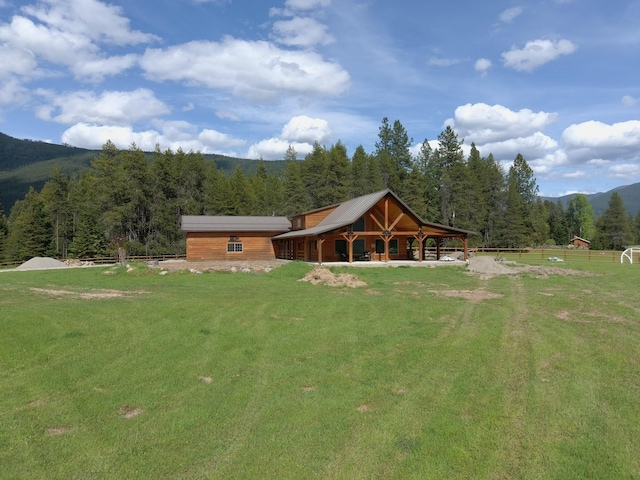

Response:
(0, 118), (638, 263)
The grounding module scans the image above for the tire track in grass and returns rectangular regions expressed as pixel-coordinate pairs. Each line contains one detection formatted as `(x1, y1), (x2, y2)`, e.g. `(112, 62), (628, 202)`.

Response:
(492, 278), (535, 478)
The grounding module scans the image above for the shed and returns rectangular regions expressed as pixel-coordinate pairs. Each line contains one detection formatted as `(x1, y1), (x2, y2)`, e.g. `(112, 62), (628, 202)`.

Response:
(570, 236), (590, 249)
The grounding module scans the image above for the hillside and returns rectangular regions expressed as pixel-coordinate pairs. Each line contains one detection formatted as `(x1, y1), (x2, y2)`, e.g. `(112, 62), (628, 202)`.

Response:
(542, 183), (640, 217)
(0, 132), (285, 212)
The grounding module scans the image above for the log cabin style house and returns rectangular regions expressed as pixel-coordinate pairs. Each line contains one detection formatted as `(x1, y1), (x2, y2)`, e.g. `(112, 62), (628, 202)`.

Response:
(182, 189), (474, 263)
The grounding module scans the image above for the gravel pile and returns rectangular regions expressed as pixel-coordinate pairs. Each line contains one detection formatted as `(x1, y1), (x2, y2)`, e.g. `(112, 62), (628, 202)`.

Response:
(15, 257), (69, 271)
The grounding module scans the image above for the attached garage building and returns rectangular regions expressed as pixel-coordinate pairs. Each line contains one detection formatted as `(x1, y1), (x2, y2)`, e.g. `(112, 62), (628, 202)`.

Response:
(181, 216), (291, 261)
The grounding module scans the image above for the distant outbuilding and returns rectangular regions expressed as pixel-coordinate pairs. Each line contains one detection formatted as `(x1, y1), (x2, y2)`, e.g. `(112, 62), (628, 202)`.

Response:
(570, 236), (590, 249)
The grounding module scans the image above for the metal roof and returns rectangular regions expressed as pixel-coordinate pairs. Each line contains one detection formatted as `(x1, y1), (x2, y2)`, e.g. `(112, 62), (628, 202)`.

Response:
(274, 189), (475, 239)
(181, 215), (291, 233)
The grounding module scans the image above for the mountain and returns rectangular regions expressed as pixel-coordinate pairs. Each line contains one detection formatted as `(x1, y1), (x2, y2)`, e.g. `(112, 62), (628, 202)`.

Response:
(541, 183), (640, 217)
(0, 132), (284, 213)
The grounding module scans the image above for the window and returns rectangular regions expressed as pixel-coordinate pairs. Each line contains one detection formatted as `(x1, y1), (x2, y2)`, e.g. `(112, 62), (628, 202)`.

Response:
(353, 217), (365, 231)
(375, 238), (399, 254)
(227, 242), (243, 253)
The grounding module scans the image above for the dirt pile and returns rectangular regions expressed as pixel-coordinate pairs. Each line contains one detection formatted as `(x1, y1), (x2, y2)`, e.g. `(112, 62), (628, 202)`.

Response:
(16, 257), (68, 271)
(299, 267), (367, 288)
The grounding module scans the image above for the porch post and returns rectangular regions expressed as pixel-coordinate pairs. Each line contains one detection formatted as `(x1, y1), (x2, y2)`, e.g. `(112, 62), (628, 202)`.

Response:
(318, 235), (324, 264)
(463, 237), (468, 261)
(436, 238), (441, 260)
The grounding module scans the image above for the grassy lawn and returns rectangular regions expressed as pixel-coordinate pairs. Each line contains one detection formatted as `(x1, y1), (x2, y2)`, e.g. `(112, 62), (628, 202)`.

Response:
(1, 260), (639, 479)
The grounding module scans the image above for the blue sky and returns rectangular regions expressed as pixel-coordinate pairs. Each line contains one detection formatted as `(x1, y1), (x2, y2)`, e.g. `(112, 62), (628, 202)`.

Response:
(0, 0), (639, 197)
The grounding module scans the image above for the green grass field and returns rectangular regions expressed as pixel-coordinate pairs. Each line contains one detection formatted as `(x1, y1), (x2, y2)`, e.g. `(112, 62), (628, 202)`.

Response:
(1, 259), (639, 479)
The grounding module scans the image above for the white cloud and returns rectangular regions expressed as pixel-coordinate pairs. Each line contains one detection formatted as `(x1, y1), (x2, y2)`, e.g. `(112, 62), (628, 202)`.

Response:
(561, 120), (640, 164)
(139, 37), (350, 101)
(474, 58), (492, 75)
(622, 95), (637, 107)
(36, 88), (170, 125)
(0, 0), (156, 82)
(62, 121), (245, 154)
(502, 39), (577, 72)
(281, 115), (331, 144)
(21, 0), (158, 46)
(499, 6), (524, 24)
(0, 78), (30, 105)
(447, 103), (557, 144)
(247, 115), (331, 159)
(0, 44), (37, 78)
(285, 0), (331, 11)
(271, 17), (335, 47)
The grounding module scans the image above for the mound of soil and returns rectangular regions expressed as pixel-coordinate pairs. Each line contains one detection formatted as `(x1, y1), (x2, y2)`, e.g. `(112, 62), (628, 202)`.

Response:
(299, 267), (367, 288)
(16, 257), (68, 271)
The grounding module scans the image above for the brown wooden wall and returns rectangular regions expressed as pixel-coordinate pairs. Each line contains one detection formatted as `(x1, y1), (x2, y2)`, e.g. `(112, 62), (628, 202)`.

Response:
(186, 231), (281, 261)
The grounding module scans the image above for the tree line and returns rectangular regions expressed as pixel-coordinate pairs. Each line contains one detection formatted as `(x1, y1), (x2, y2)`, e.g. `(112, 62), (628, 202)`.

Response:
(1, 118), (639, 263)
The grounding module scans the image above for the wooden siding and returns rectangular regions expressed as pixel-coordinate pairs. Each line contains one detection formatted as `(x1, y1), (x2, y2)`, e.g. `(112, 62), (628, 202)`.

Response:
(186, 231), (280, 261)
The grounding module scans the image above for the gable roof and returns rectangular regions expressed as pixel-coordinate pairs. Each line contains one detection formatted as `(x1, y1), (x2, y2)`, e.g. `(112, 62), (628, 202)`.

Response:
(571, 235), (591, 244)
(182, 215), (291, 233)
(274, 189), (474, 239)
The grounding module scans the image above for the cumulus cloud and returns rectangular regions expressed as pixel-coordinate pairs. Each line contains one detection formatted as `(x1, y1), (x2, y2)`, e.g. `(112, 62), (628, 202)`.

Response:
(140, 37), (350, 101)
(0, 0), (157, 82)
(247, 115), (331, 159)
(475, 58), (492, 75)
(622, 95), (637, 107)
(62, 121), (245, 154)
(448, 103), (557, 144)
(271, 17), (335, 47)
(561, 120), (640, 164)
(0, 78), (30, 105)
(36, 88), (170, 125)
(286, 0), (331, 9)
(21, 0), (158, 46)
(502, 39), (577, 72)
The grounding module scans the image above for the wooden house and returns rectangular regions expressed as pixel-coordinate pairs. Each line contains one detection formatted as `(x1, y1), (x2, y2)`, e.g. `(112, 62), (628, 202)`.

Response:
(181, 216), (291, 261)
(570, 236), (590, 249)
(182, 189), (474, 263)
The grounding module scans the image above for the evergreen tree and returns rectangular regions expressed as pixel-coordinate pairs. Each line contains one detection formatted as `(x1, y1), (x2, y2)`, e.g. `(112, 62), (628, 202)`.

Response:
(121, 144), (151, 253)
(350, 145), (373, 197)
(229, 166), (256, 215)
(435, 126), (465, 226)
(324, 141), (351, 205)
(5, 187), (52, 261)
(598, 192), (631, 250)
(375, 118), (413, 193)
(40, 166), (71, 258)
(68, 172), (106, 258)
(467, 151), (506, 246)
(0, 203), (8, 261)
(204, 162), (234, 215)
(303, 142), (329, 208)
(531, 199), (551, 246)
(252, 158), (270, 215)
(544, 199), (569, 245)
(281, 146), (308, 217)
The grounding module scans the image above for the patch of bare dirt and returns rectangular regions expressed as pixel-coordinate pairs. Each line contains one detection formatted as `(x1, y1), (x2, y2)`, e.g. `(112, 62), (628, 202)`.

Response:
(45, 427), (71, 436)
(156, 259), (286, 274)
(299, 267), (367, 288)
(357, 404), (373, 413)
(30, 287), (148, 299)
(467, 256), (591, 279)
(429, 289), (504, 303)
(300, 386), (316, 392)
(199, 376), (213, 384)
(118, 404), (144, 419)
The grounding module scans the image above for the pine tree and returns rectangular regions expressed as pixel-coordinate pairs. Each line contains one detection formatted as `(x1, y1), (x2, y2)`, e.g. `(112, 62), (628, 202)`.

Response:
(68, 172), (106, 258)
(40, 166), (71, 258)
(0, 203), (8, 261)
(598, 192), (631, 250)
(282, 146), (308, 217)
(435, 126), (465, 226)
(5, 187), (52, 261)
